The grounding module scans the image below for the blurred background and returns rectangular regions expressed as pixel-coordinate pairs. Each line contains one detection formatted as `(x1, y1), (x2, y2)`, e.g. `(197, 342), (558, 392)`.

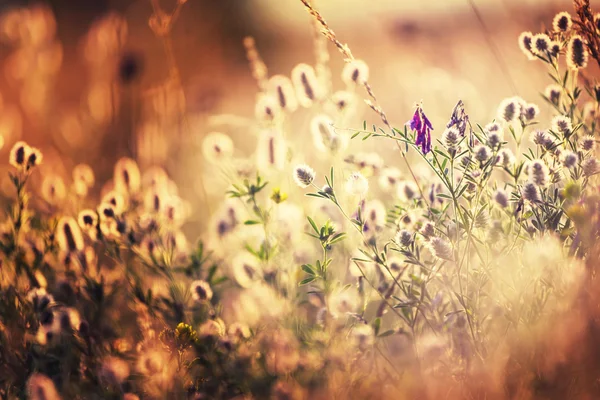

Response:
(0, 0), (577, 234)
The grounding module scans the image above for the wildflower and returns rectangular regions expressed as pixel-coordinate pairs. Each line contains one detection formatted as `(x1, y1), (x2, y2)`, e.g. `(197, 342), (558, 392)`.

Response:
(56, 216), (84, 253)
(566, 35), (588, 70)
(551, 115), (572, 137)
(73, 163), (95, 196)
(518, 31), (537, 60)
(530, 130), (551, 147)
(256, 129), (286, 170)
(498, 97), (521, 124)
(487, 131), (503, 149)
(26, 373), (61, 400)
(363, 200), (386, 232)
(475, 209), (490, 228)
(446, 100), (471, 139)
(311, 115), (337, 152)
(27, 287), (53, 311)
(442, 127), (460, 148)
(341, 59), (369, 86)
(232, 254), (261, 288)
(378, 167), (402, 192)
(345, 172), (369, 197)
(522, 103), (539, 121)
(41, 175), (66, 205)
(202, 132), (234, 164)
(553, 12), (572, 32)
(474, 145), (492, 163)
(582, 158), (599, 177)
(484, 122), (502, 134)
(561, 150), (578, 168)
(396, 229), (413, 247)
(293, 164), (315, 188)
(321, 184), (334, 196)
(98, 202), (116, 219)
(419, 221), (436, 239)
(78, 209), (98, 230)
(255, 94), (280, 122)
(9, 141), (30, 169)
(494, 189), (509, 208)
(291, 63), (321, 108)
(407, 103), (433, 154)
(352, 323), (375, 350)
(102, 191), (126, 214)
(398, 180), (419, 201)
(190, 280), (213, 302)
(268, 74), (298, 112)
(428, 237), (453, 261)
(329, 90), (355, 113)
(527, 159), (550, 186)
(581, 135), (596, 151)
(549, 41), (561, 58)
(114, 157), (141, 194)
(531, 33), (551, 56)
(27, 146), (43, 169)
(583, 102), (597, 122)
(522, 182), (541, 203)
(545, 84), (561, 106)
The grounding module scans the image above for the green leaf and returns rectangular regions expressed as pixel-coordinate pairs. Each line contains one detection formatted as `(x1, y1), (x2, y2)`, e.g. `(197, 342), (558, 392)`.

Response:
(372, 317), (381, 336)
(244, 220), (260, 225)
(299, 277), (316, 286)
(307, 216), (319, 234)
(301, 264), (316, 276)
(378, 329), (395, 338)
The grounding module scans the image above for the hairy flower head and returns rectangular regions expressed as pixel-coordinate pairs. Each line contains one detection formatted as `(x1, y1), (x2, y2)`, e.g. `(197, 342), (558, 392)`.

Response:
(293, 164), (315, 188)
(566, 35), (588, 70)
(552, 12), (572, 32)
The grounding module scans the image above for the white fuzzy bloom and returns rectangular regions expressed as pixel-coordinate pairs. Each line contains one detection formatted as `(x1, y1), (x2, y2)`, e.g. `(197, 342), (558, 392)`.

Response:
(293, 164), (316, 188)
(561, 150), (578, 168)
(527, 159), (550, 186)
(493, 189), (509, 208)
(442, 127), (460, 148)
(497, 97), (522, 124)
(522, 103), (540, 121)
(255, 94), (281, 122)
(291, 63), (321, 108)
(190, 280), (213, 302)
(551, 115), (572, 135)
(268, 74), (298, 112)
(341, 59), (370, 86)
(345, 172), (369, 197)
(553, 11), (572, 32)
(378, 167), (402, 192)
(428, 237), (453, 261)
(498, 149), (515, 167)
(474, 145), (492, 162)
(202, 132), (234, 164)
(581, 135), (596, 151)
(310, 114), (347, 153)
(522, 182), (541, 203)
(396, 229), (413, 247)
(582, 158), (600, 177)
(398, 180), (419, 201)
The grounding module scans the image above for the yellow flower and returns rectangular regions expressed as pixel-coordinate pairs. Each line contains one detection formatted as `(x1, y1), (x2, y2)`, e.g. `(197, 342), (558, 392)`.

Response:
(270, 187), (288, 204)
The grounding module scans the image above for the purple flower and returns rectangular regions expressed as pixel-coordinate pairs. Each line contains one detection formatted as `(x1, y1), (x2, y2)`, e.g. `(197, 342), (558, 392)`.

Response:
(407, 104), (433, 154)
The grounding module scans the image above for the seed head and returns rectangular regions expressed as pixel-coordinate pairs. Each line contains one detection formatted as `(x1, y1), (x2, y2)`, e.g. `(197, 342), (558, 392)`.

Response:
(498, 149), (515, 167)
(582, 158), (599, 177)
(531, 33), (551, 56)
(396, 229), (413, 247)
(291, 63), (321, 108)
(522, 103), (539, 121)
(498, 97), (521, 124)
(566, 35), (588, 70)
(419, 222), (436, 239)
(428, 237), (453, 261)
(293, 164), (316, 188)
(41, 175), (66, 205)
(345, 172), (369, 197)
(530, 130), (551, 147)
(552, 12), (572, 32)
(114, 157), (141, 194)
(474, 145), (492, 162)
(561, 150), (578, 168)
(9, 141), (30, 169)
(202, 132), (234, 164)
(545, 84), (561, 106)
(518, 32), (537, 60)
(527, 159), (550, 186)
(487, 132), (503, 149)
(442, 127), (460, 148)
(551, 115), (572, 137)
(398, 181), (419, 201)
(255, 94), (281, 122)
(522, 182), (541, 203)
(581, 135), (596, 151)
(56, 216), (84, 253)
(341, 59), (369, 86)
(493, 189), (509, 208)
(190, 280), (213, 302)
(78, 209), (98, 230)
(268, 74), (298, 112)
(484, 122), (502, 134)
